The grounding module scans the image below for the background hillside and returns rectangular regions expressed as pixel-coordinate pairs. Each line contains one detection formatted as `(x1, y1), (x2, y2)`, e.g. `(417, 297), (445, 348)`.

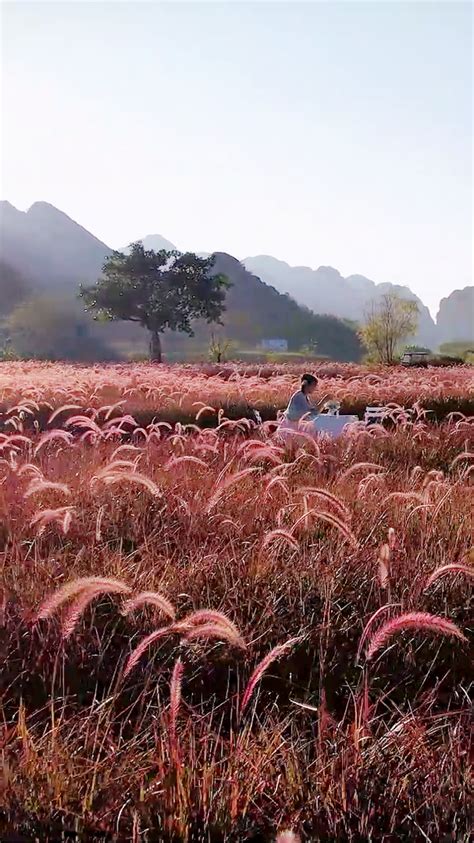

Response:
(0, 201), (110, 289)
(1, 201), (472, 360)
(0, 202), (362, 361)
(163, 253), (362, 361)
(436, 287), (474, 345)
(243, 255), (440, 349)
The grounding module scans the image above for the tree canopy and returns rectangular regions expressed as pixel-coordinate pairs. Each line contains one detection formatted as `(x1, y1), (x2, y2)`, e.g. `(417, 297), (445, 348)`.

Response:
(359, 293), (419, 364)
(7, 297), (116, 362)
(80, 243), (230, 361)
(0, 260), (30, 317)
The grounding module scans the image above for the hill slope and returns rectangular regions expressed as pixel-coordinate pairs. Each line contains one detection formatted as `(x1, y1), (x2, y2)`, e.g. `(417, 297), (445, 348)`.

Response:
(179, 253), (362, 362)
(436, 287), (474, 345)
(0, 201), (110, 289)
(243, 255), (438, 348)
(0, 204), (362, 360)
(121, 234), (177, 253)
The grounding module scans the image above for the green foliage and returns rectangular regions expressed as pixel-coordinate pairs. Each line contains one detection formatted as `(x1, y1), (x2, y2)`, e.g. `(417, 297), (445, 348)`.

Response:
(8, 297), (116, 362)
(208, 334), (234, 363)
(439, 341), (474, 362)
(0, 260), (30, 317)
(80, 243), (230, 361)
(404, 344), (432, 354)
(0, 336), (18, 361)
(359, 294), (419, 364)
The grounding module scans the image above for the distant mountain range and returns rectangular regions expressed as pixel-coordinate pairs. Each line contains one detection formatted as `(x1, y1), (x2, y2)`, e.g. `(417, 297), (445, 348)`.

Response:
(436, 287), (474, 346)
(122, 233), (177, 254)
(0, 201), (472, 351)
(243, 256), (441, 348)
(0, 201), (109, 289)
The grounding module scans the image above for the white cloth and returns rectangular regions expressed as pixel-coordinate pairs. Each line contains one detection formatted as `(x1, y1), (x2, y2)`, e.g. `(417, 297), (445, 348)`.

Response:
(278, 415), (359, 440)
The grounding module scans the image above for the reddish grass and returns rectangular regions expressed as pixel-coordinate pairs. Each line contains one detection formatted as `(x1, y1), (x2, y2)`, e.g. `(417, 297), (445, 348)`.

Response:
(364, 611), (467, 661)
(0, 362), (472, 841)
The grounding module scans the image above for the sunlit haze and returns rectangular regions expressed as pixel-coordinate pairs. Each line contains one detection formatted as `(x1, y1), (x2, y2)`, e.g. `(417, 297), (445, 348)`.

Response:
(1, 0), (472, 315)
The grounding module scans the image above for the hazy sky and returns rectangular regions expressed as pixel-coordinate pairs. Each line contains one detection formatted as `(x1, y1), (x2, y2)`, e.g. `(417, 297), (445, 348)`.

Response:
(1, 1), (472, 315)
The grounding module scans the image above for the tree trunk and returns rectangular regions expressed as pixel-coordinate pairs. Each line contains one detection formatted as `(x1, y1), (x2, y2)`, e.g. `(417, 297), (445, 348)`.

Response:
(149, 330), (162, 363)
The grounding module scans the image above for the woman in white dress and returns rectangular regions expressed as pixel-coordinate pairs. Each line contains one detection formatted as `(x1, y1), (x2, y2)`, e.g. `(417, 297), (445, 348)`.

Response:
(284, 373), (330, 422)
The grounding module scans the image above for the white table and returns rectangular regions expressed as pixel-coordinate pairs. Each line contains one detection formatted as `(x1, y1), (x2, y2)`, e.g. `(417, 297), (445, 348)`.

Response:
(279, 415), (359, 440)
(311, 415), (359, 438)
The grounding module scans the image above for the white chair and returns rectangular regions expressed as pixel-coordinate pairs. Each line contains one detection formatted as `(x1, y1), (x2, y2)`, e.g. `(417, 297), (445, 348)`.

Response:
(364, 406), (388, 425)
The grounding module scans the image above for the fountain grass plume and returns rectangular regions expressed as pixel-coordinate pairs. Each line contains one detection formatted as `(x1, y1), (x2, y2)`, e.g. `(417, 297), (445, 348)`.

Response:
(123, 622), (191, 678)
(183, 622), (246, 650)
(424, 563), (473, 590)
(34, 576), (131, 623)
(122, 591), (176, 620)
(365, 612), (467, 661)
(240, 635), (304, 715)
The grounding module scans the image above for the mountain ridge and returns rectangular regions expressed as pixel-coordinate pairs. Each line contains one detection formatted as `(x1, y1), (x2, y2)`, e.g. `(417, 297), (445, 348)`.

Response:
(1, 202), (471, 348)
(0, 201), (363, 361)
(243, 255), (440, 348)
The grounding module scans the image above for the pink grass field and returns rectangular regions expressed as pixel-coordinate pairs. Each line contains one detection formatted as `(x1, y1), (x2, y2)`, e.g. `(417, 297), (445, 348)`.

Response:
(0, 362), (473, 841)
(0, 360), (473, 418)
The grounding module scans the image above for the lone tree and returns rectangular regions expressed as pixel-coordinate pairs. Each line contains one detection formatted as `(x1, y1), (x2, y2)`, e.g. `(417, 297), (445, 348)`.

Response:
(359, 293), (419, 365)
(80, 243), (230, 362)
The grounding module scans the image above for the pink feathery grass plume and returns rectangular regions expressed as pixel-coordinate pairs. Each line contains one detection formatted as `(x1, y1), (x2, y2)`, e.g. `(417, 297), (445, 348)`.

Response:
(0, 587), (7, 627)
(262, 529), (300, 553)
(110, 443), (141, 460)
(195, 405), (217, 421)
(184, 609), (241, 638)
(48, 404), (83, 425)
(2, 433), (32, 448)
(62, 508), (73, 534)
(296, 487), (350, 520)
(123, 622), (191, 678)
(356, 603), (401, 664)
(206, 467), (259, 512)
(34, 576), (131, 623)
(34, 430), (74, 456)
(183, 622), (246, 650)
(377, 543), (391, 589)
(102, 414), (138, 432)
(450, 451), (474, 470)
(122, 591), (176, 621)
(291, 508), (359, 549)
(245, 447), (283, 467)
(424, 563), (474, 591)
(340, 462), (384, 480)
(64, 415), (102, 435)
(265, 476), (290, 500)
(94, 471), (162, 498)
(385, 491), (428, 506)
(166, 455), (208, 470)
(93, 460), (139, 479)
(365, 612), (467, 661)
(61, 581), (131, 640)
(24, 479), (71, 499)
(97, 400), (127, 420)
(169, 657), (184, 757)
(240, 635), (304, 715)
(30, 506), (75, 535)
(17, 463), (44, 479)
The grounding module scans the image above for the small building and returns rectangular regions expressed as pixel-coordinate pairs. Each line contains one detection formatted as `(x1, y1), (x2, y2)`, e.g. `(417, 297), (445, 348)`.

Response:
(260, 338), (288, 352)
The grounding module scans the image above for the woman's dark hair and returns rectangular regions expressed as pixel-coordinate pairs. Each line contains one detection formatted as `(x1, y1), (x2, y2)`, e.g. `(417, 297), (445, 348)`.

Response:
(301, 373), (318, 390)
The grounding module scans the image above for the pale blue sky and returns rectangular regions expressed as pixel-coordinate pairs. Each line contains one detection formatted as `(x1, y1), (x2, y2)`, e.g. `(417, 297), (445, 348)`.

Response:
(1, 1), (472, 314)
